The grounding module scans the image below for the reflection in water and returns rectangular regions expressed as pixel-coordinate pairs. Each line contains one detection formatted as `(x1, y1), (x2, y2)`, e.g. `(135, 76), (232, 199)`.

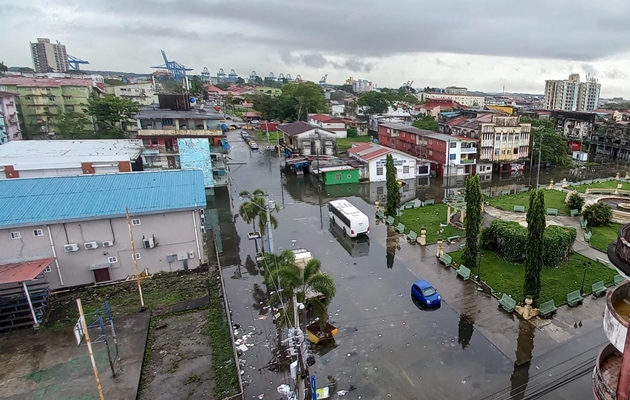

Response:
(386, 227), (398, 269)
(243, 254), (259, 276)
(329, 222), (370, 258)
(251, 283), (270, 315)
(509, 318), (536, 399)
(457, 315), (474, 349)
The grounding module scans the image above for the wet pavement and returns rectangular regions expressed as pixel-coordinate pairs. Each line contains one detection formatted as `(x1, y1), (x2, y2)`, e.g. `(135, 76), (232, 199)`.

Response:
(217, 130), (612, 399)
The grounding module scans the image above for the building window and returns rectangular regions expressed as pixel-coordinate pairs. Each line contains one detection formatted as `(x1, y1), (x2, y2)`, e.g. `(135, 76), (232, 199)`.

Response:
(131, 219), (141, 226)
(450, 142), (456, 148)
(376, 167), (384, 175)
(162, 118), (173, 126)
(33, 229), (44, 237)
(25, 96), (31, 100)
(10, 231), (21, 239)
(132, 252), (142, 260)
(151, 139), (158, 145)
(403, 166), (409, 174)
(335, 173), (342, 180)
(65, 105), (74, 112)
(428, 150), (433, 156)
(429, 140), (433, 145)
(377, 186), (384, 195)
(513, 148), (519, 154)
(449, 154), (456, 160)
(401, 132), (406, 138)
(48, 96), (55, 101)
(44, 266), (52, 273)
(63, 95), (71, 100)
(107, 256), (118, 263)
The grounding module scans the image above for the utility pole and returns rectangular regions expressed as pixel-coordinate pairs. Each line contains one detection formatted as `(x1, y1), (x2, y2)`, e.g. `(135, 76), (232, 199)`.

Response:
(77, 299), (105, 400)
(126, 207), (145, 309)
(536, 138), (542, 189)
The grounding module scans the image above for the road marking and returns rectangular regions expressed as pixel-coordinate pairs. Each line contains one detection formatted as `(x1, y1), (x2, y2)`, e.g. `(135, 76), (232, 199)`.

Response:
(401, 368), (415, 388)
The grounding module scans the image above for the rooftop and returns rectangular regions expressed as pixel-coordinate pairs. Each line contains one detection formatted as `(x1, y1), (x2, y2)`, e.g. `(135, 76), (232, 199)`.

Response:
(0, 77), (94, 88)
(313, 165), (357, 173)
(136, 104), (224, 120)
(0, 170), (206, 229)
(380, 123), (476, 142)
(136, 129), (224, 138)
(278, 122), (335, 136)
(349, 142), (415, 161)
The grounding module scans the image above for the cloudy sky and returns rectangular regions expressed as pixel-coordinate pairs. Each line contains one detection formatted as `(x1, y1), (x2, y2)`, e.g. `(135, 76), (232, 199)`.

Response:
(2, 0), (630, 97)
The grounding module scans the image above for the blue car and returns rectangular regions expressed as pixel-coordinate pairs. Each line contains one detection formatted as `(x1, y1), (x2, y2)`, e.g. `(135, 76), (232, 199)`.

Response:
(411, 280), (441, 307)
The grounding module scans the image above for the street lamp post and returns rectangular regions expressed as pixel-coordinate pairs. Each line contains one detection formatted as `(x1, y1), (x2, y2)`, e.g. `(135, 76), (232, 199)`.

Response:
(580, 261), (591, 295)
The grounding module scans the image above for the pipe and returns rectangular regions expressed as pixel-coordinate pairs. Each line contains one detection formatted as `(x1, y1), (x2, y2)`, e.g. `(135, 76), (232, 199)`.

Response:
(46, 225), (64, 286)
(22, 282), (39, 328)
(192, 210), (202, 265)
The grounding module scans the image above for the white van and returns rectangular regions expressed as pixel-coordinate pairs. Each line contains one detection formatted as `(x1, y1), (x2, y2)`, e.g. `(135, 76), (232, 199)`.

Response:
(328, 199), (370, 238)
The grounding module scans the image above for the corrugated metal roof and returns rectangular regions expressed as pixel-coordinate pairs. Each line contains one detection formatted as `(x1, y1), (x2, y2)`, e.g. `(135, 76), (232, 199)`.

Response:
(0, 170), (206, 229)
(0, 77), (94, 87)
(0, 258), (56, 284)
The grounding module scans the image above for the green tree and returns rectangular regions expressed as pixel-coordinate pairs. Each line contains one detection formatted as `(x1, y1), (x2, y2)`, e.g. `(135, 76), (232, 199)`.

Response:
(412, 115), (439, 131)
(189, 75), (206, 99)
(238, 189), (280, 249)
(264, 251), (336, 330)
(236, 77), (245, 86)
(252, 82), (327, 122)
(566, 192), (585, 213)
(462, 175), (482, 270)
(253, 76), (264, 86)
(385, 154), (401, 217)
(0, 61), (8, 72)
(524, 189), (545, 304)
(582, 202), (613, 226)
(521, 117), (571, 167)
(86, 95), (139, 134)
(357, 91), (390, 115)
(54, 112), (95, 139)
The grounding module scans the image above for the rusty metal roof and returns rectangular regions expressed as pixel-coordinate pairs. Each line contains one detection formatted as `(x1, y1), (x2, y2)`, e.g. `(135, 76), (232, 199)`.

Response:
(0, 258), (56, 284)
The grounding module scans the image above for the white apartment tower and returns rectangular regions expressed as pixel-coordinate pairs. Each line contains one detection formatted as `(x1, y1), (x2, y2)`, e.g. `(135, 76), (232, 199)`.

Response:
(544, 73), (601, 112)
(30, 38), (69, 73)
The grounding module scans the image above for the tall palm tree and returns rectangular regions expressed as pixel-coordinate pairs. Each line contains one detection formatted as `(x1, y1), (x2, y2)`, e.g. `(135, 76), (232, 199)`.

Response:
(238, 189), (279, 251)
(266, 254), (336, 330)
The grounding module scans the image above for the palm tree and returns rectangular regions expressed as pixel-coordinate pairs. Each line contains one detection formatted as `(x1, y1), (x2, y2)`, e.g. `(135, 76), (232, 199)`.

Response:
(265, 253), (336, 330)
(238, 189), (279, 252)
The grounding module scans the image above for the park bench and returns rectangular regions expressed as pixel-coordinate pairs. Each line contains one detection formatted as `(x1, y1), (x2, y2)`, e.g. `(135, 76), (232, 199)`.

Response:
(539, 300), (557, 318)
(596, 257), (610, 266)
(447, 235), (461, 243)
(423, 199), (435, 206)
(385, 216), (395, 225)
(514, 205), (526, 213)
(438, 253), (453, 267)
(546, 208), (558, 216)
(395, 223), (406, 233)
(584, 231), (592, 242)
(580, 219), (588, 229)
(567, 290), (584, 307)
(592, 281), (607, 297)
(403, 202), (415, 209)
(407, 231), (418, 243)
(614, 274), (626, 285)
(456, 265), (471, 280)
(376, 210), (385, 219)
(570, 209), (580, 217)
(498, 294), (516, 313)
(519, 187), (530, 193)
(500, 190), (511, 196)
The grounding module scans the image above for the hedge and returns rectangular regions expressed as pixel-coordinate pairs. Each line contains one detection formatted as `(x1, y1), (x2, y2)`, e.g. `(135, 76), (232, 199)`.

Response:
(480, 220), (576, 268)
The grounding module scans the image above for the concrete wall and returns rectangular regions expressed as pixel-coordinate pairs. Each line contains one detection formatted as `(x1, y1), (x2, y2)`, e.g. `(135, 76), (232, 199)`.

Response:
(367, 154), (416, 182)
(0, 210), (205, 290)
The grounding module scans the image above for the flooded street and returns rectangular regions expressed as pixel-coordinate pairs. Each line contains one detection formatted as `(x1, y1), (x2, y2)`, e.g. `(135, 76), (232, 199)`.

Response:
(216, 130), (611, 399)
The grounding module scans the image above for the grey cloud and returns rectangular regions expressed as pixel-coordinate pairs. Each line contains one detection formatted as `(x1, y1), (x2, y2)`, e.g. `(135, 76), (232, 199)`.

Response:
(605, 69), (628, 80)
(281, 52), (374, 73)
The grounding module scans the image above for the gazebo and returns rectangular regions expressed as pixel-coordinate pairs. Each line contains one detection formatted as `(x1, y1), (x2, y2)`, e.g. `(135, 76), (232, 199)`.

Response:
(0, 258), (55, 331)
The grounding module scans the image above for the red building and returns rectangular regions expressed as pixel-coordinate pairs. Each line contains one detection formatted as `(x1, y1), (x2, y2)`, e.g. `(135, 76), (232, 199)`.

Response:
(378, 123), (478, 176)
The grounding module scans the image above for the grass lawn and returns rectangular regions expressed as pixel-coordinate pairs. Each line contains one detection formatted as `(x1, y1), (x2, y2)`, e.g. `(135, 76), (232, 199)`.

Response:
(449, 250), (617, 305)
(572, 180), (630, 193)
(44, 268), (209, 330)
(255, 130), (281, 143)
(398, 203), (463, 244)
(487, 189), (570, 215)
(336, 136), (373, 151)
(590, 223), (623, 253)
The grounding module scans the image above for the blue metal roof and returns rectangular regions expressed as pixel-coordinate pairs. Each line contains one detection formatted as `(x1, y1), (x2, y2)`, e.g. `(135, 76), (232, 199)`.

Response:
(0, 170), (207, 229)
(440, 111), (461, 117)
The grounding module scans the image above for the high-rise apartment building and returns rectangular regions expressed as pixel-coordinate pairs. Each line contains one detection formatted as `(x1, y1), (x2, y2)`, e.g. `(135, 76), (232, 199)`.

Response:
(30, 38), (69, 73)
(543, 73), (601, 112)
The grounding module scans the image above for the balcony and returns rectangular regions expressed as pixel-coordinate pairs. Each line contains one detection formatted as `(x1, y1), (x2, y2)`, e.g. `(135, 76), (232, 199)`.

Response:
(460, 159), (476, 164)
(460, 147), (477, 154)
(603, 281), (630, 353)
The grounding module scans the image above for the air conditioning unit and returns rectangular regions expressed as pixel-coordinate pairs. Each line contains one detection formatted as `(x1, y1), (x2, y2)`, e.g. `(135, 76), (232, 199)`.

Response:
(177, 253), (188, 261)
(84, 241), (99, 250)
(102, 240), (114, 247)
(143, 237), (155, 249)
(188, 251), (195, 259)
(166, 254), (175, 263)
(64, 243), (80, 252)
(201, 226), (206, 234)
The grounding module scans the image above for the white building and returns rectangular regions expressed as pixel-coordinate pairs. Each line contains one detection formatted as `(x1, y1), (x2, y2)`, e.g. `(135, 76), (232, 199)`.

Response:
(106, 82), (158, 106)
(279, 122), (337, 156)
(347, 142), (430, 182)
(0, 139), (143, 179)
(445, 86), (468, 95)
(478, 116), (531, 163)
(544, 73), (601, 112)
(353, 79), (374, 93)
(308, 114), (347, 138)
(30, 38), (68, 73)
(418, 92), (485, 107)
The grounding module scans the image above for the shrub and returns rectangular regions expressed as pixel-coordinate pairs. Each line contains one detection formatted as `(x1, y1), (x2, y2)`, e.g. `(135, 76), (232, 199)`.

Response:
(347, 127), (358, 137)
(480, 220), (577, 268)
(583, 202), (613, 226)
(566, 192), (585, 212)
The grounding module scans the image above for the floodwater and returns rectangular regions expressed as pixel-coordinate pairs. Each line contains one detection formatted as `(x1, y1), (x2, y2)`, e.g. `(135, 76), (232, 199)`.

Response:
(216, 130), (612, 399)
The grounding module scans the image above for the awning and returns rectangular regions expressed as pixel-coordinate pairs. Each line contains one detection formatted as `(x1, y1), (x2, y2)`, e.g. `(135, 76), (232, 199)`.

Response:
(88, 263), (112, 271)
(0, 258), (56, 284)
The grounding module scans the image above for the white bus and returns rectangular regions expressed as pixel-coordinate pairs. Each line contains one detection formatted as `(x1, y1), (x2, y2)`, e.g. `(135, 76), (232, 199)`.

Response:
(328, 199), (370, 238)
